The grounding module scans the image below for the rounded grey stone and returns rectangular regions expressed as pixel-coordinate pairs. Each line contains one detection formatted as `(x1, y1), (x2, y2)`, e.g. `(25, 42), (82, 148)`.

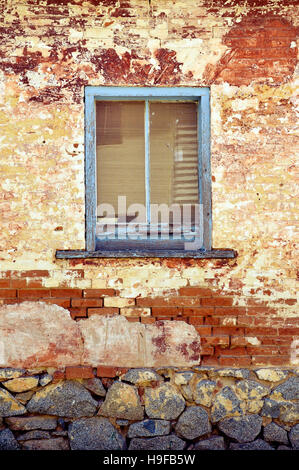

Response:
(26, 380), (98, 418)
(235, 379), (269, 400)
(277, 445), (291, 450)
(144, 383), (185, 420)
(0, 368), (25, 381)
(68, 417), (126, 450)
(194, 436), (225, 450)
(230, 439), (274, 450)
(5, 416), (57, 430)
(99, 382), (143, 420)
(82, 378), (106, 397)
(173, 371), (195, 385)
(0, 429), (20, 450)
(39, 373), (53, 387)
(175, 406), (211, 440)
(0, 389), (26, 417)
(261, 398), (283, 418)
(280, 401), (299, 423)
(128, 419), (170, 438)
(216, 369), (250, 379)
(263, 422), (289, 445)
(211, 386), (242, 423)
(193, 380), (216, 407)
(129, 435), (185, 450)
(17, 430), (51, 441)
(273, 377), (299, 400)
(218, 415), (262, 443)
(21, 438), (69, 450)
(122, 369), (163, 385)
(289, 423), (299, 449)
(254, 369), (289, 382)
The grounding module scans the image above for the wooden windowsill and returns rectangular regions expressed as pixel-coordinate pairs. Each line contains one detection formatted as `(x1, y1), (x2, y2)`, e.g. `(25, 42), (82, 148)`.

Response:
(55, 248), (237, 259)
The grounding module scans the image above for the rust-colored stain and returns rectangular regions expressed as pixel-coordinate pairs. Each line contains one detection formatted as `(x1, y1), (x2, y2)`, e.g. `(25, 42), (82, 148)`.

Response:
(204, 15), (298, 86)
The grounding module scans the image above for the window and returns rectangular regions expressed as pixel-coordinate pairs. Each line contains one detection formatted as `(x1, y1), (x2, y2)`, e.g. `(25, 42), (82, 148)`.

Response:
(56, 87), (236, 259)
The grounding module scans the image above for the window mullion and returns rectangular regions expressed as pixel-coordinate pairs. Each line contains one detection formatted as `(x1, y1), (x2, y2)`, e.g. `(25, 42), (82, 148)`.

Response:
(144, 99), (151, 224)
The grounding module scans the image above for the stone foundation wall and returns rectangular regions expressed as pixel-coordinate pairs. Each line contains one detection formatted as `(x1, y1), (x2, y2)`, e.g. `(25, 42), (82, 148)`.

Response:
(0, 366), (298, 450)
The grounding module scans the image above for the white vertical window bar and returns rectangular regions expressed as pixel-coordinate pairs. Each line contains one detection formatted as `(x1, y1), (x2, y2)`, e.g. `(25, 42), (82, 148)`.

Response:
(144, 99), (151, 224)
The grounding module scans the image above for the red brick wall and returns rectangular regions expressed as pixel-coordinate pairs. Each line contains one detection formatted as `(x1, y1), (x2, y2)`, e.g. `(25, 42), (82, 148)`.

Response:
(0, 270), (297, 366)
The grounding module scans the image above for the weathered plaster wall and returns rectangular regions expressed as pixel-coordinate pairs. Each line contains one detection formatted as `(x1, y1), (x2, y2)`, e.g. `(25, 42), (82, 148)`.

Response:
(0, 0), (298, 366)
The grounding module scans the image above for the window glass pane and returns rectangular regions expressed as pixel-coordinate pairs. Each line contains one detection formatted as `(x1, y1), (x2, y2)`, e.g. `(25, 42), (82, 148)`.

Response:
(96, 101), (145, 227)
(150, 101), (199, 209)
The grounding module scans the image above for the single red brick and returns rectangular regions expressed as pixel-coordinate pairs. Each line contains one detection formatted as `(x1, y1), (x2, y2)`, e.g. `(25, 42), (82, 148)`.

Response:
(278, 328), (299, 336)
(246, 307), (276, 315)
(215, 346), (247, 356)
(10, 280), (27, 288)
(254, 318), (283, 327)
(231, 336), (250, 347)
(21, 270), (49, 277)
(278, 346), (292, 355)
(26, 280), (44, 288)
(219, 357), (251, 367)
(214, 307), (246, 315)
(50, 288), (82, 298)
(201, 356), (219, 366)
(247, 346), (280, 355)
(193, 325), (212, 336)
(201, 297), (234, 307)
(182, 307), (214, 316)
(237, 316), (255, 326)
(204, 336), (230, 347)
(245, 327), (278, 336)
(281, 318), (299, 325)
(0, 289), (17, 298)
(66, 366), (94, 380)
(18, 289), (50, 299)
(83, 289), (115, 298)
(0, 280), (10, 288)
(44, 298), (71, 308)
(204, 316), (220, 325)
(251, 356), (290, 366)
(72, 298), (103, 308)
(126, 317), (140, 323)
(279, 299), (297, 306)
(200, 346), (214, 356)
(261, 336), (291, 346)
(96, 366), (128, 378)
(179, 287), (213, 297)
(137, 297), (202, 307)
(69, 308), (87, 319)
(140, 317), (156, 324)
(151, 307), (182, 317)
(187, 316), (204, 325)
(213, 327), (245, 336)
(88, 307), (119, 316)
(52, 370), (65, 382)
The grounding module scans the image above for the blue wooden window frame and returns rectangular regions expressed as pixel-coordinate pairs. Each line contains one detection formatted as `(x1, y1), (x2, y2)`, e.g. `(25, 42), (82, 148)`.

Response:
(56, 86), (237, 259)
